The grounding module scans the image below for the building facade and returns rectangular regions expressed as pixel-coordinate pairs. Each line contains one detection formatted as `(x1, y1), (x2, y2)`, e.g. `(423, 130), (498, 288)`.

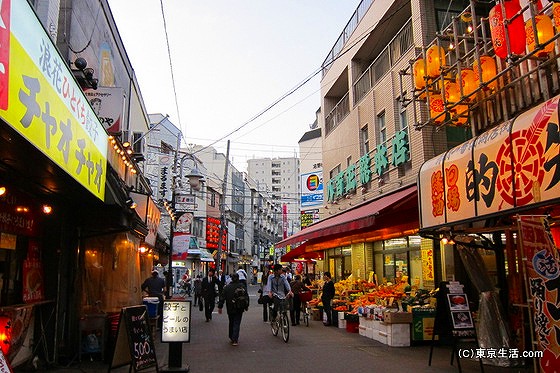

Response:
(247, 157), (301, 242)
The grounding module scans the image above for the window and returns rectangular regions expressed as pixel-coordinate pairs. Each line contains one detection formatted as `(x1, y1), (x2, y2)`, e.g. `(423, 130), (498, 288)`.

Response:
(397, 99), (407, 131)
(132, 132), (144, 154)
(376, 111), (386, 145)
(329, 164), (341, 179)
(360, 125), (369, 156)
(160, 141), (173, 154)
(346, 156), (352, 167)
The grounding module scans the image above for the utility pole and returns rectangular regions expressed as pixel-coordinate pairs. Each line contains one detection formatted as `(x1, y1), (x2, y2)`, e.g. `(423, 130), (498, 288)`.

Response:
(216, 140), (230, 272)
(167, 132), (182, 298)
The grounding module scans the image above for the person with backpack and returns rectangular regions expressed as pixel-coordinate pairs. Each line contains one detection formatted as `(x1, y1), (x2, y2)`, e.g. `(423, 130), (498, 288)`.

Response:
(218, 273), (249, 346)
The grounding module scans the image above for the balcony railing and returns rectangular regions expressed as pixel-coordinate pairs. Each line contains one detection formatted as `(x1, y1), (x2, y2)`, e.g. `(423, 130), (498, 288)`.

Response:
(325, 92), (350, 135)
(321, 0), (375, 77)
(354, 20), (413, 104)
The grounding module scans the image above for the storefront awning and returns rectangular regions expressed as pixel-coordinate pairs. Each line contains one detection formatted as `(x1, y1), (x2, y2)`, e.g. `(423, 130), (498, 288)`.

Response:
(418, 94), (560, 231)
(277, 185), (418, 251)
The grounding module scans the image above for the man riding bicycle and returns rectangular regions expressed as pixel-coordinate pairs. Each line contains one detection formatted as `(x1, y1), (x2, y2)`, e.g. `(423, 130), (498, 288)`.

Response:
(267, 264), (293, 320)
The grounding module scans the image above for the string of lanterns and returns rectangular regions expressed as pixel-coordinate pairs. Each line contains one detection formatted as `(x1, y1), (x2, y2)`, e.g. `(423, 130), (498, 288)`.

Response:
(411, 0), (558, 127)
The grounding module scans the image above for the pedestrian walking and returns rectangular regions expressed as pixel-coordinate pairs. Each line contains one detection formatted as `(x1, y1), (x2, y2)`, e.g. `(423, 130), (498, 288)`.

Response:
(321, 271), (335, 326)
(236, 267), (248, 289)
(218, 273), (249, 346)
(201, 268), (220, 322)
(193, 275), (202, 306)
(260, 267), (271, 322)
(290, 274), (309, 326)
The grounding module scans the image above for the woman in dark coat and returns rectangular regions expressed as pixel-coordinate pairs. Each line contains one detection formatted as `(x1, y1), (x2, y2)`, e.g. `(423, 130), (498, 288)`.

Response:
(321, 271), (335, 326)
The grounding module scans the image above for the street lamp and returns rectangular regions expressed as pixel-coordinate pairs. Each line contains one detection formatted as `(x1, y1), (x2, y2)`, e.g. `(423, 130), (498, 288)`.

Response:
(167, 152), (205, 298)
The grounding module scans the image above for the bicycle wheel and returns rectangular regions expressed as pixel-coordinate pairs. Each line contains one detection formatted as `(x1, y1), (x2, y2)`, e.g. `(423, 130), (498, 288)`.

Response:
(271, 317), (279, 336)
(281, 313), (290, 343)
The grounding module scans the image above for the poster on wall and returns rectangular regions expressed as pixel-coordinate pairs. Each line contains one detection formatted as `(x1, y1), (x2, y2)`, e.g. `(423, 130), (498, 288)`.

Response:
(518, 216), (560, 371)
(22, 240), (44, 303)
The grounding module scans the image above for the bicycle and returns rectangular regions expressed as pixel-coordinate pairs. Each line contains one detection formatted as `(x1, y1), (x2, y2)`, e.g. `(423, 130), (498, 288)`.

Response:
(299, 290), (313, 327)
(269, 297), (290, 342)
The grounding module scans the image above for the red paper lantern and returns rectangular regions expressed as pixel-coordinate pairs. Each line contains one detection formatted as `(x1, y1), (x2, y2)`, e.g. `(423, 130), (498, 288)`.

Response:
(0, 316), (11, 355)
(489, 0), (526, 59)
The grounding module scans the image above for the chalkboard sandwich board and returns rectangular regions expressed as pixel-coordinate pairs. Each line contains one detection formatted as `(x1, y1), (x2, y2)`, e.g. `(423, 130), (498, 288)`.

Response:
(108, 305), (158, 372)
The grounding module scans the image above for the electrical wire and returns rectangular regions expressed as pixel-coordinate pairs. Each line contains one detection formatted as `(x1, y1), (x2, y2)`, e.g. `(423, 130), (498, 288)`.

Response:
(160, 0), (183, 138)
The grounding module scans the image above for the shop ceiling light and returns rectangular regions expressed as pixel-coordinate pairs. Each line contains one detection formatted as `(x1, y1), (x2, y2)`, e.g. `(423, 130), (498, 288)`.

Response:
(0, 187), (5, 196)
(42, 205), (53, 214)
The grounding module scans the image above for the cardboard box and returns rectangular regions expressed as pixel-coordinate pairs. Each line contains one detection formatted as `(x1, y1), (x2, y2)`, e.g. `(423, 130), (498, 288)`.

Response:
(387, 324), (411, 347)
(338, 319), (346, 329)
(383, 311), (412, 324)
(311, 308), (322, 321)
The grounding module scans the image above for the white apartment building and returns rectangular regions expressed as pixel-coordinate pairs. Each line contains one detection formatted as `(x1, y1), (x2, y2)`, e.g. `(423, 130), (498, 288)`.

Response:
(247, 157), (301, 237)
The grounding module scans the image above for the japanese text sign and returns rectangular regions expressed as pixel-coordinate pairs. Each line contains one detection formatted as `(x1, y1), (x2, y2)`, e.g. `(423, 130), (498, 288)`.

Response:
(420, 95), (560, 229)
(1, 1), (107, 200)
(162, 300), (191, 343)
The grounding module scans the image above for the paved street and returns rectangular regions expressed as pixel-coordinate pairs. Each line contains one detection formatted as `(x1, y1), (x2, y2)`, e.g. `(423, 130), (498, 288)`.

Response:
(18, 286), (534, 373)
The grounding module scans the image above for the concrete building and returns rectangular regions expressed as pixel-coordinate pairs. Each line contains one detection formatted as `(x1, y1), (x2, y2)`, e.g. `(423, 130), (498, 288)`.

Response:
(277, 0), (560, 367)
(193, 145), (246, 273)
(247, 157), (301, 242)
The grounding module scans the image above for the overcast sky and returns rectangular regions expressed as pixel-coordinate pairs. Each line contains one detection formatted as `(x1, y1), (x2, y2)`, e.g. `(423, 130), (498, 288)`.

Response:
(107, 1), (362, 171)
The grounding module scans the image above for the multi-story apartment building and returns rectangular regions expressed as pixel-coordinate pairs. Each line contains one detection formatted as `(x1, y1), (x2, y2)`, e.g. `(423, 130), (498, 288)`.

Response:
(244, 175), (282, 270)
(247, 157), (301, 241)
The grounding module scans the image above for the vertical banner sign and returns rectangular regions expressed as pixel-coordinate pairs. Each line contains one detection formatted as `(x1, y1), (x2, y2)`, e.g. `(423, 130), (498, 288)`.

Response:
(282, 204), (288, 239)
(518, 217), (560, 371)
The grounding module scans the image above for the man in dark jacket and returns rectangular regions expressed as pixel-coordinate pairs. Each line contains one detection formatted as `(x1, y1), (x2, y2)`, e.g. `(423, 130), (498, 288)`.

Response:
(201, 268), (220, 322)
(218, 273), (248, 346)
(321, 271), (335, 326)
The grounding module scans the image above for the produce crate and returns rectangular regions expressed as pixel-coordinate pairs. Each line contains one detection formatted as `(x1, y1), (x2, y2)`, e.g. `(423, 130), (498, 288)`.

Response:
(338, 319), (346, 329)
(311, 308), (322, 321)
(383, 311), (413, 324)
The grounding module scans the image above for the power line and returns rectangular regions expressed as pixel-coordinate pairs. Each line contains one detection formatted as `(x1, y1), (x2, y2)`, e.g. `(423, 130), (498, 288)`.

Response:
(159, 0), (183, 139)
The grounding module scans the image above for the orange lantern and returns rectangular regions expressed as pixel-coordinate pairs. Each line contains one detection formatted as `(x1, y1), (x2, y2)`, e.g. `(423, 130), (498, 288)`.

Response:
(553, 3), (560, 31)
(426, 45), (445, 78)
(444, 81), (469, 125)
(429, 92), (446, 124)
(473, 55), (497, 91)
(456, 68), (477, 99)
(526, 14), (555, 57)
(489, 0), (526, 59)
(413, 58), (427, 90)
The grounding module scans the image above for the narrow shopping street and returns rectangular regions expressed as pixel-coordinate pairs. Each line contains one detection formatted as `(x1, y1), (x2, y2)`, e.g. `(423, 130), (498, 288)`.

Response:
(23, 286), (532, 373)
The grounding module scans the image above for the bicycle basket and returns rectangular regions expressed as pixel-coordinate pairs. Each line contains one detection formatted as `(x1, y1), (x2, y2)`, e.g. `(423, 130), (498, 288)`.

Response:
(299, 291), (312, 302)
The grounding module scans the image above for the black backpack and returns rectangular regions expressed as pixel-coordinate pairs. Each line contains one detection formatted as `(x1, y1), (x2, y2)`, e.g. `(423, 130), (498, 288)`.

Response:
(232, 286), (249, 311)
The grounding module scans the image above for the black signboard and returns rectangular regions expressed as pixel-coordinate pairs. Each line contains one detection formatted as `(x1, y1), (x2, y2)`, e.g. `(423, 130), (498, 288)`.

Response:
(108, 305), (158, 372)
